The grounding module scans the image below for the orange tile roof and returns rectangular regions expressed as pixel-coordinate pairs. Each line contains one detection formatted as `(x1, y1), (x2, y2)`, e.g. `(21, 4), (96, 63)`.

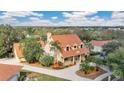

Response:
(51, 34), (83, 47)
(61, 48), (89, 58)
(13, 43), (23, 58)
(0, 64), (22, 81)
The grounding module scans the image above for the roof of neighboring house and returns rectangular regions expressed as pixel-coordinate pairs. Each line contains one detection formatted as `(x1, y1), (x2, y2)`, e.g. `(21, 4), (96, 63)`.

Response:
(51, 34), (83, 47)
(13, 43), (23, 58)
(91, 40), (112, 47)
(61, 48), (89, 58)
(0, 64), (22, 81)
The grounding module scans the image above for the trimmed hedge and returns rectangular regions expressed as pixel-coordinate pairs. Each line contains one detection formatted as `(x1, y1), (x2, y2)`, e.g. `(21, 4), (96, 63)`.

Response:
(39, 55), (54, 67)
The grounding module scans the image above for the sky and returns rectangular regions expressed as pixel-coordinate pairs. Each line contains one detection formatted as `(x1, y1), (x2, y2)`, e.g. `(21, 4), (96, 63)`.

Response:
(0, 11), (124, 26)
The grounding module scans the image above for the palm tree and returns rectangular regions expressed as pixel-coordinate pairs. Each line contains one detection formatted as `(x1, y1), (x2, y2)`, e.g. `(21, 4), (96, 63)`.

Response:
(50, 41), (61, 66)
(26, 27), (35, 37)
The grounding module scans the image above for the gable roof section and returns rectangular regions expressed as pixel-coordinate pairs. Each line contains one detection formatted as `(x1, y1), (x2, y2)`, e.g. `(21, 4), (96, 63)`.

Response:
(61, 48), (89, 58)
(0, 64), (22, 81)
(91, 40), (111, 47)
(51, 34), (83, 47)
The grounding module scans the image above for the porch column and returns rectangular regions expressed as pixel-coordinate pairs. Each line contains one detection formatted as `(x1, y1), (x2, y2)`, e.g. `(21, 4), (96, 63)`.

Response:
(80, 55), (82, 63)
(62, 58), (65, 63)
(73, 56), (75, 64)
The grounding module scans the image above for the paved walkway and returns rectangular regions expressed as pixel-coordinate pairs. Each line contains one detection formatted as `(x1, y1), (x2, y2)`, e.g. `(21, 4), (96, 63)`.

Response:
(94, 65), (113, 81)
(0, 58), (112, 81)
(0, 58), (20, 64)
(94, 72), (112, 81)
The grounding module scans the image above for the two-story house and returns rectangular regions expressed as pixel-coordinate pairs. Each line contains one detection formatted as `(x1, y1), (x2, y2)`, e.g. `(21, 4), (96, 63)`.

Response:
(44, 33), (89, 66)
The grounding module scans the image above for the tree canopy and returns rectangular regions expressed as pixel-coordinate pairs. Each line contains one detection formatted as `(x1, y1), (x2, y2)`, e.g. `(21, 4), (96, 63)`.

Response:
(107, 47), (124, 78)
(22, 38), (44, 63)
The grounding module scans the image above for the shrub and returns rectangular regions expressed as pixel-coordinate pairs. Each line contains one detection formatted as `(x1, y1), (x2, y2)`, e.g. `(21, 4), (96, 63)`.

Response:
(90, 51), (100, 56)
(58, 61), (63, 66)
(80, 63), (95, 74)
(39, 55), (54, 67)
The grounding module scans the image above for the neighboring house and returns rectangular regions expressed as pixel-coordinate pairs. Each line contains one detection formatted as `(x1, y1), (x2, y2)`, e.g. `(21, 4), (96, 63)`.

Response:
(91, 40), (112, 53)
(44, 33), (89, 66)
(0, 64), (22, 81)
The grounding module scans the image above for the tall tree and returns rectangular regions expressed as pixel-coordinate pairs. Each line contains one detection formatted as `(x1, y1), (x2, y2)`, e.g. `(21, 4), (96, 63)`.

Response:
(22, 38), (43, 63)
(103, 41), (121, 55)
(26, 27), (35, 37)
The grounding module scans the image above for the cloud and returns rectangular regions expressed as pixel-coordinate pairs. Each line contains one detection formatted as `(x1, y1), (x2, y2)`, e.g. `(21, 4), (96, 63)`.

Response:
(58, 11), (103, 26)
(63, 11), (97, 18)
(1, 11), (124, 26)
(1, 11), (43, 18)
(17, 17), (53, 26)
(51, 16), (58, 20)
(59, 11), (124, 26)
(112, 11), (124, 19)
(0, 11), (44, 26)
(105, 11), (124, 26)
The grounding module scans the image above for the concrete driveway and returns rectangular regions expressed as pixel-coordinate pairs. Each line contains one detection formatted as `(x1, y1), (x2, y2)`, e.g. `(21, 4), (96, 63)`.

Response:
(0, 58), (113, 81)
(0, 58), (91, 81)
(22, 62), (91, 81)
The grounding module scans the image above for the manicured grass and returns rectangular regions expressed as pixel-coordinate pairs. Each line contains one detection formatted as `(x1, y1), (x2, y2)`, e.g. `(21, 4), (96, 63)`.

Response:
(19, 70), (69, 81)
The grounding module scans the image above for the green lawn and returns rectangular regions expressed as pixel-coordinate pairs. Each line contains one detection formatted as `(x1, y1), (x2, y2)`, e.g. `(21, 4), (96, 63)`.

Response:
(19, 70), (69, 81)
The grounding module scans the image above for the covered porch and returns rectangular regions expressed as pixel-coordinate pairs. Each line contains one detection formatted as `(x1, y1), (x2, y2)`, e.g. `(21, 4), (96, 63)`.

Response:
(62, 54), (86, 66)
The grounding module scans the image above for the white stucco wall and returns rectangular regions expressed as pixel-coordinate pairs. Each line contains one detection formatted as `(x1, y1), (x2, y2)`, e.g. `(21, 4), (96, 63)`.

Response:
(92, 46), (103, 52)
(44, 33), (54, 56)
(57, 52), (63, 62)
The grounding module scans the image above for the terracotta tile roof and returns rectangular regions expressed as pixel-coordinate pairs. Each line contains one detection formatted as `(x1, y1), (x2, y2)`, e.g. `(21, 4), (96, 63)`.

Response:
(91, 40), (112, 47)
(0, 64), (22, 81)
(61, 48), (89, 58)
(13, 43), (23, 58)
(51, 34), (83, 47)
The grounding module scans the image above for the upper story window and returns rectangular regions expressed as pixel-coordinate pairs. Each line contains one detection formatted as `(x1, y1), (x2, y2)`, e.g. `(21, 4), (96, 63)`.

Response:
(74, 46), (77, 49)
(80, 44), (83, 48)
(66, 47), (69, 51)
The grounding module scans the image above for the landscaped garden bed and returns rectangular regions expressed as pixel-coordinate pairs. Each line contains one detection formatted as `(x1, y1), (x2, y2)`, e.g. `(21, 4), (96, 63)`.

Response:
(21, 61), (74, 70)
(76, 67), (106, 79)
(21, 60), (75, 70)
(19, 70), (69, 81)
